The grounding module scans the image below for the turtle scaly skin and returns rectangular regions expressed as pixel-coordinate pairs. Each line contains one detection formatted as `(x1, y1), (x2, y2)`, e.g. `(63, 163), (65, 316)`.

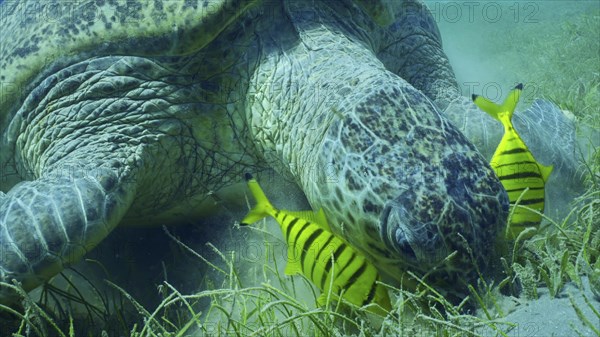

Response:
(0, 0), (263, 302)
(248, 1), (507, 291)
(0, 0), (513, 303)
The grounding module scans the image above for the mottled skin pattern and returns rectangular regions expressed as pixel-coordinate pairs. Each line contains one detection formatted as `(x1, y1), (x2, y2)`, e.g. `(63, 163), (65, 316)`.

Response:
(247, 1), (508, 291)
(9, 0), (582, 304)
(0, 0), (265, 302)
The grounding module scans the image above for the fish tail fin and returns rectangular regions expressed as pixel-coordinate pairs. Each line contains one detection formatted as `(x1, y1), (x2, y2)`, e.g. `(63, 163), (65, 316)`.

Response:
(500, 83), (523, 120)
(241, 173), (275, 226)
(472, 83), (523, 121)
(472, 94), (502, 121)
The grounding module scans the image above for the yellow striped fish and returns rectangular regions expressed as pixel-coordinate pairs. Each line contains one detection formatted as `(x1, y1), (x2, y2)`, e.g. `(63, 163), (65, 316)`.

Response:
(240, 173), (391, 315)
(472, 84), (553, 239)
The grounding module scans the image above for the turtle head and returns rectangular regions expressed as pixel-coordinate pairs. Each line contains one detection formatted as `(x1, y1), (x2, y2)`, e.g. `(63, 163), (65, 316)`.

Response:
(304, 79), (508, 291)
(380, 149), (509, 278)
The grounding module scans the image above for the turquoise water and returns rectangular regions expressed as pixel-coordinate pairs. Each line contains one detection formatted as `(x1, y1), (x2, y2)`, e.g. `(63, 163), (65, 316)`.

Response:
(1, 1), (598, 336)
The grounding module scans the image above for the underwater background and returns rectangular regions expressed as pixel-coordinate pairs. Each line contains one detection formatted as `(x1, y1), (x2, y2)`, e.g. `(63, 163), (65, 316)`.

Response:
(1, 1), (598, 336)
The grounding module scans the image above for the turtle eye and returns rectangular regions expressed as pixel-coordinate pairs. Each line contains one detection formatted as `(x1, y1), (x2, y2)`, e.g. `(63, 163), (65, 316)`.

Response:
(381, 202), (417, 260)
(395, 227), (417, 260)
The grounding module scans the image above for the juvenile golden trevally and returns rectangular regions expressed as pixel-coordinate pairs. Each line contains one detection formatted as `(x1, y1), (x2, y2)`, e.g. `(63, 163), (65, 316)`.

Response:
(241, 173), (391, 315)
(472, 84), (553, 238)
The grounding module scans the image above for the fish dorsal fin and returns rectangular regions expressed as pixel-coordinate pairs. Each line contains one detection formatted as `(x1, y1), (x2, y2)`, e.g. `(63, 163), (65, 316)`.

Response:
(314, 208), (330, 231)
(282, 208), (331, 231)
(539, 163), (553, 182)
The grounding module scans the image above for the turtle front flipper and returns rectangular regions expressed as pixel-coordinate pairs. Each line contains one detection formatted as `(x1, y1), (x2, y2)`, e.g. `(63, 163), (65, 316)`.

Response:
(0, 55), (216, 304)
(0, 164), (136, 304)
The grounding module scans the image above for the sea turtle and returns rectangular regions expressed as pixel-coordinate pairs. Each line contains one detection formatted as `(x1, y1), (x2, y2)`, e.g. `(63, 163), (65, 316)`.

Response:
(0, 0), (586, 304)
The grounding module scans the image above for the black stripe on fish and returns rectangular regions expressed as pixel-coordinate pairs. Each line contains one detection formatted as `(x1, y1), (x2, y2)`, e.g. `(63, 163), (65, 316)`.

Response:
(363, 276), (378, 306)
(516, 198), (545, 206)
(312, 233), (335, 281)
(344, 261), (368, 290)
(285, 218), (299, 241)
(499, 171), (542, 180)
(510, 221), (540, 228)
(301, 228), (324, 271)
(322, 244), (347, 289)
(337, 252), (357, 280)
(292, 221), (311, 247)
(506, 186), (544, 193)
(495, 160), (538, 168)
(499, 148), (528, 156)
